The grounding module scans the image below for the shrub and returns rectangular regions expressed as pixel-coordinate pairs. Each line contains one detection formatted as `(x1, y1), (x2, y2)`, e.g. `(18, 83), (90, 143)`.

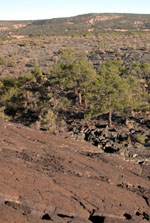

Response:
(135, 134), (146, 145)
(0, 106), (9, 120)
(40, 109), (57, 133)
(0, 56), (6, 65)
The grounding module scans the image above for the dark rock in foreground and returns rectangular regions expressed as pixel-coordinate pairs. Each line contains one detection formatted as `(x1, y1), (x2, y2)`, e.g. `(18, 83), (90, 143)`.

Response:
(0, 119), (150, 222)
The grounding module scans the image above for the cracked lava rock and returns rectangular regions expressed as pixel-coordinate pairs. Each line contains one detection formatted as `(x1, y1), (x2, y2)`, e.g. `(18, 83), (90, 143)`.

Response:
(0, 120), (150, 222)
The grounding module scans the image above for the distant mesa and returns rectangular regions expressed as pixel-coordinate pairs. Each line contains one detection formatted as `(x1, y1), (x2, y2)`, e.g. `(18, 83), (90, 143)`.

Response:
(0, 13), (150, 36)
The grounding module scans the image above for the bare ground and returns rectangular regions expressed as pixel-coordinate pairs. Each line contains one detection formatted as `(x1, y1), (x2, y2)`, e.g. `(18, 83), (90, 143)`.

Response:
(1, 34), (150, 78)
(0, 119), (150, 222)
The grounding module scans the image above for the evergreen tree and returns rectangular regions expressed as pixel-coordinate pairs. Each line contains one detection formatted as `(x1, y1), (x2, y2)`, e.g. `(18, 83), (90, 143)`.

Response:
(0, 71), (53, 125)
(50, 49), (97, 107)
(87, 60), (143, 127)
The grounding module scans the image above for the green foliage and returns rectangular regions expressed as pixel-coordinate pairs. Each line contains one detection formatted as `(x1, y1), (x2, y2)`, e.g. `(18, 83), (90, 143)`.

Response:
(32, 67), (43, 83)
(0, 77), (18, 102)
(92, 60), (128, 111)
(87, 60), (144, 126)
(7, 58), (16, 67)
(0, 106), (9, 120)
(18, 73), (36, 85)
(98, 39), (106, 50)
(124, 75), (144, 111)
(0, 56), (6, 65)
(50, 49), (97, 105)
(55, 97), (71, 111)
(135, 134), (146, 145)
(39, 109), (57, 133)
(131, 61), (150, 78)
(0, 80), (4, 88)
(0, 71), (54, 126)
(0, 55), (149, 132)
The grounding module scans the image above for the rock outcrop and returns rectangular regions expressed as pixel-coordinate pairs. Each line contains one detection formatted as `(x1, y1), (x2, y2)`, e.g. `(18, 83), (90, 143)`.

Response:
(0, 119), (150, 222)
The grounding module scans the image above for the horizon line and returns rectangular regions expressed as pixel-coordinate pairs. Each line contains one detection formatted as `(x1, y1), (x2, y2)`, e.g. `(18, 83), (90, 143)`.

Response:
(0, 12), (150, 22)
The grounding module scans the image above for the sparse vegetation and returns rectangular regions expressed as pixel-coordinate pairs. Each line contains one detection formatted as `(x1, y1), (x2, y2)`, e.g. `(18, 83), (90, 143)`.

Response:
(135, 134), (146, 145)
(0, 50), (149, 133)
(0, 56), (6, 65)
(2, 14), (150, 223)
(0, 14), (150, 136)
(7, 13), (150, 36)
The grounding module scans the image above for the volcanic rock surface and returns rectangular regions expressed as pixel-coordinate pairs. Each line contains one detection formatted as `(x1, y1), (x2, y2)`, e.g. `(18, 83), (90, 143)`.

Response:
(0, 119), (150, 222)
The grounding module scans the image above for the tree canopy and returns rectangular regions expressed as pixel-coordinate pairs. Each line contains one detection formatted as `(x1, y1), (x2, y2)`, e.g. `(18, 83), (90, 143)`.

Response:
(0, 56), (149, 131)
(87, 60), (144, 127)
(50, 49), (97, 106)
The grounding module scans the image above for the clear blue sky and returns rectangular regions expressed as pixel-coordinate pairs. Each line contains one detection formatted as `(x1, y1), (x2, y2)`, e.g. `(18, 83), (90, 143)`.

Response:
(1, 0), (150, 20)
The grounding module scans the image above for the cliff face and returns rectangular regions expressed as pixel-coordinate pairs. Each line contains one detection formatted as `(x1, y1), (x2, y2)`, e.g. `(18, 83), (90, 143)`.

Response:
(0, 119), (150, 223)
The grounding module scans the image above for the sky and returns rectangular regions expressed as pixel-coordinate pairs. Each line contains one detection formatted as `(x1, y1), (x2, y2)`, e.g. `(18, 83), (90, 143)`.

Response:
(0, 0), (150, 20)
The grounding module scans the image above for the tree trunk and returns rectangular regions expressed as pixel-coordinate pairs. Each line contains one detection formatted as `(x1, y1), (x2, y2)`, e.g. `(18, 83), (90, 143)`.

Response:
(84, 98), (88, 110)
(78, 91), (82, 105)
(74, 88), (78, 96)
(108, 111), (112, 128)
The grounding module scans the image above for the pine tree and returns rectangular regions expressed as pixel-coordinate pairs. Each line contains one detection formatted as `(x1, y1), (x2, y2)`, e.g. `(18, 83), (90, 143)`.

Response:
(87, 60), (143, 127)
(50, 49), (97, 107)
